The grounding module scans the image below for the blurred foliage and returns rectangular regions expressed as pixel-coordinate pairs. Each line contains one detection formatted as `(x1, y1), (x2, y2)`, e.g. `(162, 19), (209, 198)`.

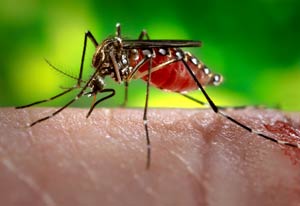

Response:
(0, 0), (299, 110)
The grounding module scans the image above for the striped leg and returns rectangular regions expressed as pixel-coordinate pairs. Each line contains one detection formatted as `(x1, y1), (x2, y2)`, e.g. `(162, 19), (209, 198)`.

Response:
(180, 58), (300, 149)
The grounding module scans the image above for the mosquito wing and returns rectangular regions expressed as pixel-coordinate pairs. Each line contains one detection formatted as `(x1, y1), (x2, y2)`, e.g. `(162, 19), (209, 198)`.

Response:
(122, 40), (201, 49)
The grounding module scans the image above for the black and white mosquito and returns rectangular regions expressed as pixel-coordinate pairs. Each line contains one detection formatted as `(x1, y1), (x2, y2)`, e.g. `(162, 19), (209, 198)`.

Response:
(16, 23), (300, 169)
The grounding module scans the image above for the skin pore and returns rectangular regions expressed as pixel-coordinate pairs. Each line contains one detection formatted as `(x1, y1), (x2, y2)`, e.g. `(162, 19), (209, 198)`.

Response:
(0, 107), (300, 206)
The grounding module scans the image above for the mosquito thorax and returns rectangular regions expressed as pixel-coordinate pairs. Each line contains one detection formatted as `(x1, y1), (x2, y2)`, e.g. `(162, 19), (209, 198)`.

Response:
(91, 37), (131, 84)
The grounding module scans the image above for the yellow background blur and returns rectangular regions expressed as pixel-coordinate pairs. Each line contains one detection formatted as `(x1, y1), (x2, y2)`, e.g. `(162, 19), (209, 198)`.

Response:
(1, 0), (299, 110)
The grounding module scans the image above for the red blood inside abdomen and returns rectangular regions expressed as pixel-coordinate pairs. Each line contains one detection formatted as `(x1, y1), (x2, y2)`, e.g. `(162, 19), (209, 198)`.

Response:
(133, 49), (202, 92)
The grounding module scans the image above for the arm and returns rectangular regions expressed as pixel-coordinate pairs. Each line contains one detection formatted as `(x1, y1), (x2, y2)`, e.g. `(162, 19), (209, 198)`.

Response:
(0, 108), (299, 205)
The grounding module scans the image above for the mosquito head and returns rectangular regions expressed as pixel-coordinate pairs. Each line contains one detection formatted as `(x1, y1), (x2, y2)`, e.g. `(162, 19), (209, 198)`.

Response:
(92, 37), (123, 69)
(91, 35), (128, 85)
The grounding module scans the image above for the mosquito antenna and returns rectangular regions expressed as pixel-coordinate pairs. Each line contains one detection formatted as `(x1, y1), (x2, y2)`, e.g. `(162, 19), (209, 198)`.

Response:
(25, 68), (100, 127)
(15, 87), (76, 109)
(44, 58), (86, 83)
(116, 23), (121, 37)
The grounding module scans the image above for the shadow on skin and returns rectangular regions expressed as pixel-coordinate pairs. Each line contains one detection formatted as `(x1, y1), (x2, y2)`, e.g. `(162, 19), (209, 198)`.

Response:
(0, 108), (300, 206)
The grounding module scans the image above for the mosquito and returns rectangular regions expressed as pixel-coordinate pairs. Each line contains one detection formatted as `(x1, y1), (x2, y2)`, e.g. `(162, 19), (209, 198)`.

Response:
(16, 23), (300, 169)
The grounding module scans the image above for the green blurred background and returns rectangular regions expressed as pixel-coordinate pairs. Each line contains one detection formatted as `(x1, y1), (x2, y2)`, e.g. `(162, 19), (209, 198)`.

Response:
(1, 0), (299, 110)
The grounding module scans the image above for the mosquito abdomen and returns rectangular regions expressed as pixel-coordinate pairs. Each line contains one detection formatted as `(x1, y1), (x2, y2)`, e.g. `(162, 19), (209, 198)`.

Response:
(131, 48), (223, 92)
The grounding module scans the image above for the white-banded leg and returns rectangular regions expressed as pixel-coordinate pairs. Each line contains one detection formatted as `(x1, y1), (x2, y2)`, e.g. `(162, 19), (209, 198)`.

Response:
(180, 93), (261, 110)
(143, 53), (153, 169)
(121, 81), (129, 107)
(77, 31), (98, 86)
(125, 45), (154, 168)
(180, 58), (300, 149)
(138, 29), (150, 40)
(120, 28), (151, 107)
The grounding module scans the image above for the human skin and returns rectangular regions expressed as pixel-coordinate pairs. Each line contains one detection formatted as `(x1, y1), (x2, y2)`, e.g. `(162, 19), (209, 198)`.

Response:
(0, 108), (300, 206)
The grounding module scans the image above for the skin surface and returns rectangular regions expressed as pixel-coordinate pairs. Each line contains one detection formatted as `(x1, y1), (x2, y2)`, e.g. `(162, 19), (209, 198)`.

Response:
(0, 107), (300, 206)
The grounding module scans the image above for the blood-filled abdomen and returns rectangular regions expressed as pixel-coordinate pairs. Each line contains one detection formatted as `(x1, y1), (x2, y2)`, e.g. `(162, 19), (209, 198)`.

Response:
(129, 48), (222, 92)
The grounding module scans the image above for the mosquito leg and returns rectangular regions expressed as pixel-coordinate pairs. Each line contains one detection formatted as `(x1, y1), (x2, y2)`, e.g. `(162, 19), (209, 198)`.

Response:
(180, 93), (261, 110)
(120, 30), (152, 108)
(115, 23), (121, 37)
(86, 89), (115, 118)
(121, 81), (129, 107)
(180, 93), (207, 107)
(143, 55), (153, 169)
(180, 59), (300, 149)
(138, 30), (150, 40)
(28, 92), (83, 127)
(122, 52), (152, 167)
(15, 87), (76, 109)
(77, 31), (98, 86)
(118, 29), (151, 107)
